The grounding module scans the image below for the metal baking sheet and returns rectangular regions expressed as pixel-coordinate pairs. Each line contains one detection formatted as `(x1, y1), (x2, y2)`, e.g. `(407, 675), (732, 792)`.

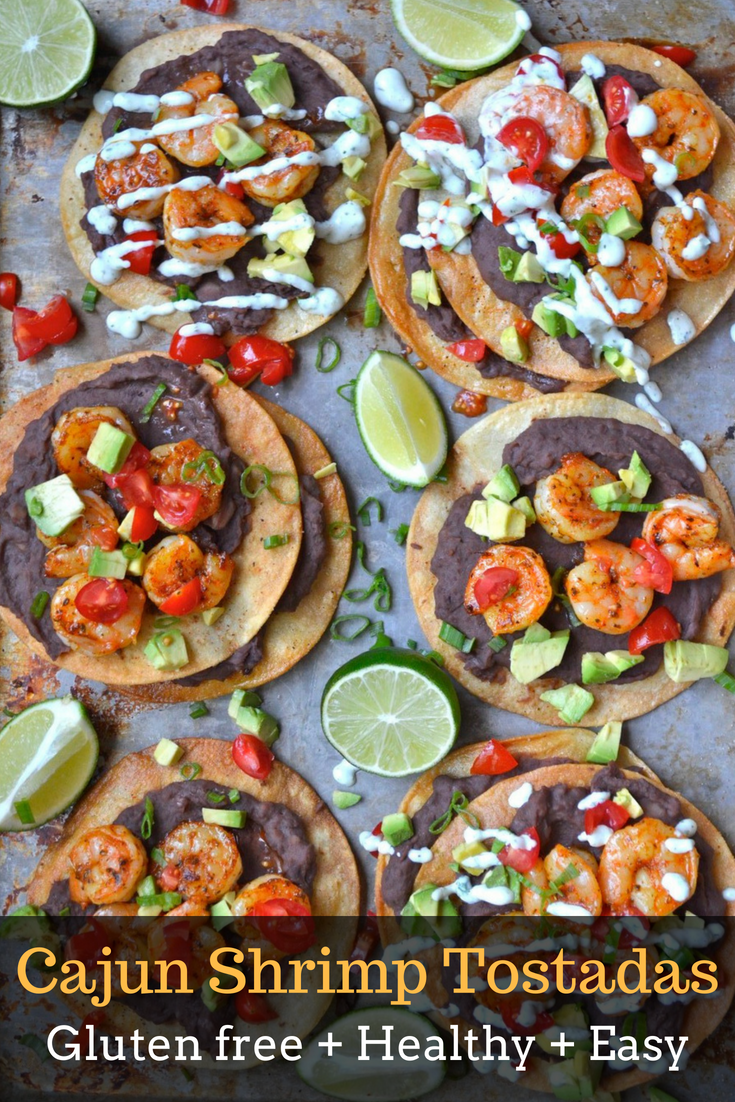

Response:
(2, 0), (735, 1097)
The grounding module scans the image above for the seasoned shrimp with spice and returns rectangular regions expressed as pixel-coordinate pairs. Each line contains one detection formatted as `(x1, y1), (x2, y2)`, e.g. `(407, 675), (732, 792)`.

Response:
(158, 820), (242, 903)
(560, 169), (643, 257)
(534, 453), (621, 544)
(142, 535), (234, 613)
(232, 874), (312, 960)
(156, 72), (239, 168)
(50, 575), (146, 655)
(52, 406), (135, 491)
(565, 539), (654, 634)
(632, 89), (720, 181)
(599, 817), (699, 916)
(163, 184), (254, 267)
(238, 120), (320, 207)
(641, 495), (735, 580)
(651, 190), (735, 281)
(465, 545), (553, 634)
(481, 85), (592, 184)
(522, 844), (603, 917)
(94, 143), (180, 219)
(68, 824), (148, 905)
(148, 439), (225, 529)
(38, 490), (119, 578)
(588, 241), (668, 328)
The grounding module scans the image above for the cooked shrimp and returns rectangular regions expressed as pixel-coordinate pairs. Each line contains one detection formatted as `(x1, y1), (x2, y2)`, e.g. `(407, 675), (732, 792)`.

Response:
(163, 184), (254, 266)
(588, 241), (668, 328)
(142, 535), (234, 613)
(159, 821), (242, 904)
(38, 490), (119, 578)
(565, 539), (654, 635)
(156, 72), (239, 168)
(232, 874), (312, 961)
(599, 817), (699, 917)
(52, 407), (135, 491)
(633, 89), (719, 181)
(651, 190), (735, 281)
(560, 169), (643, 257)
(50, 575), (146, 655)
(522, 845), (603, 918)
(641, 494), (735, 580)
(147, 916), (225, 989)
(68, 825), (148, 906)
(239, 120), (320, 207)
(95, 143), (180, 219)
(482, 85), (592, 184)
(164, 897), (211, 918)
(148, 439), (225, 528)
(93, 903), (140, 920)
(464, 545), (553, 634)
(534, 453), (621, 544)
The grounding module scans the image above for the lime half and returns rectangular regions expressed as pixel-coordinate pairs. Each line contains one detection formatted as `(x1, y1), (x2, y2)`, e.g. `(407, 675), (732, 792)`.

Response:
(0, 696), (98, 831)
(321, 648), (460, 777)
(0, 0), (96, 108)
(299, 1007), (446, 1100)
(391, 0), (528, 70)
(355, 350), (448, 488)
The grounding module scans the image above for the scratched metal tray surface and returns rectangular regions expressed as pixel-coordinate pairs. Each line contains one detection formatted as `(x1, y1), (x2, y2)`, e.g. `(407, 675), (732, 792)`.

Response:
(2, 0), (735, 1098)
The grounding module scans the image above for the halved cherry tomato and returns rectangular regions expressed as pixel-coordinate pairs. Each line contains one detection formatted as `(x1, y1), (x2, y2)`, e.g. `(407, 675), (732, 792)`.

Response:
(0, 272), (19, 311)
(228, 334), (295, 387)
(160, 577), (202, 617)
(158, 864), (181, 892)
(216, 166), (245, 198)
(232, 733), (274, 781)
(447, 339), (486, 362)
(605, 125), (647, 182)
(628, 606), (681, 655)
(507, 165), (555, 194)
(584, 799), (630, 837)
(66, 920), (112, 969)
(104, 441), (152, 489)
(169, 327), (227, 366)
(497, 117), (549, 174)
(470, 739), (519, 776)
(630, 537), (673, 594)
(152, 483), (202, 528)
(235, 985), (278, 1023)
(125, 231), (158, 277)
(602, 75), (637, 127)
(12, 307), (47, 361)
(129, 504), (158, 542)
(116, 469), (156, 509)
(415, 114), (465, 145)
(516, 53), (566, 87)
(474, 566), (519, 611)
(74, 578), (130, 624)
(257, 899), (315, 955)
(652, 44), (697, 68)
(12, 296), (78, 360)
(501, 997), (554, 1037)
(499, 827), (540, 875)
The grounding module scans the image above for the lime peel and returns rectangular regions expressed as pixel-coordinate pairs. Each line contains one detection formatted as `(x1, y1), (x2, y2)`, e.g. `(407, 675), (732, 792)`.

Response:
(391, 0), (528, 70)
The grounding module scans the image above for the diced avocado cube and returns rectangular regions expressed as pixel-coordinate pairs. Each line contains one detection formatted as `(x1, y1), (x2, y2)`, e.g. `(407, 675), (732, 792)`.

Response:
(540, 684), (595, 724)
(404, 885), (440, 918)
(605, 204), (643, 240)
(25, 474), (85, 538)
(201, 976), (226, 1012)
(402, 886), (461, 939)
(512, 495), (536, 524)
(513, 252), (545, 283)
(343, 155), (368, 181)
(603, 347), (637, 383)
(532, 299), (567, 339)
(202, 606), (225, 626)
(124, 546), (147, 577)
(271, 199), (315, 256)
(117, 509), (135, 542)
(213, 122), (266, 167)
(333, 791), (362, 809)
(88, 547), (127, 579)
(202, 808), (247, 828)
(585, 721), (622, 764)
(581, 650), (644, 684)
(535, 1031), (555, 1055)
(345, 187), (371, 207)
(465, 498), (526, 541)
(554, 1003), (589, 1030)
(482, 464), (520, 503)
(569, 74), (608, 160)
(524, 623), (551, 644)
(248, 252), (314, 284)
(451, 840), (487, 873)
(393, 164), (441, 190)
(245, 61), (295, 112)
(231, 705), (280, 747)
(589, 481), (630, 508)
(210, 895), (236, 931)
(87, 422), (135, 475)
(410, 269), (441, 309)
(664, 640), (728, 682)
(511, 630), (570, 684)
(228, 688), (262, 718)
(549, 1049), (600, 1100)
(144, 628), (189, 672)
(612, 787), (644, 818)
(153, 738), (184, 766)
(382, 812), (414, 847)
(137, 904), (163, 917)
(619, 450), (651, 500)
(500, 324), (529, 364)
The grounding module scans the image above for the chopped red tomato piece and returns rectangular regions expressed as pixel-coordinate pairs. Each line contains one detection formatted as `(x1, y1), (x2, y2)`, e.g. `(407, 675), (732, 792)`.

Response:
(499, 827), (540, 875)
(169, 327), (227, 366)
(585, 799), (630, 837)
(628, 607), (681, 655)
(602, 75), (638, 127)
(75, 578), (130, 624)
(447, 338), (486, 362)
(470, 739), (519, 776)
(12, 307), (47, 361)
(232, 733), (274, 781)
(158, 864), (181, 892)
(159, 576), (202, 617)
(104, 441), (152, 489)
(630, 537), (673, 594)
(115, 469), (156, 509)
(12, 295), (78, 360)
(66, 920), (112, 969)
(538, 217), (582, 259)
(497, 117), (549, 174)
(415, 114), (465, 144)
(216, 167), (245, 198)
(474, 567), (519, 611)
(124, 231), (159, 277)
(152, 483), (202, 528)
(501, 997), (554, 1037)
(0, 272), (19, 311)
(73, 1009), (106, 1051)
(235, 985), (278, 1023)
(515, 317), (534, 340)
(257, 899), (315, 955)
(652, 44), (697, 68)
(129, 504), (158, 542)
(605, 125), (647, 182)
(228, 334), (295, 387)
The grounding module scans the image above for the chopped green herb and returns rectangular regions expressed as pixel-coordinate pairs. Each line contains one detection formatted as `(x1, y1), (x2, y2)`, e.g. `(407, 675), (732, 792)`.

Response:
(180, 761), (202, 780)
(387, 478), (408, 493)
(121, 540), (144, 561)
(30, 591), (49, 619)
(551, 566), (582, 627)
(363, 286), (381, 328)
(81, 282), (99, 312)
(336, 379), (356, 404)
(407, 639), (418, 650)
(715, 670), (735, 694)
(14, 799), (34, 825)
(598, 501), (663, 513)
(136, 891), (182, 911)
(112, 118), (123, 134)
(240, 465), (300, 505)
(433, 463), (449, 484)
(424, 649), (444, 667)
(140, 797), (155, 840)
(207, 790), (226, 805)
(182, 450), (226, 486)
(345, 568), (392, 612)
(431, 71), (458, 88)
(151, 847), (166, 866)
(263, 533), (290, 549)
(429, 791), (480, 835)
(390, 523), (410, 545)
(228, 788), (240, 804)
(488, 636), (508, 653)
(330, 614), (373, 641)
(154, 615), (179, 629)
(370, 620), (393, 648)
(356, 496), (383, 526)
(329, 520), (355, 540)
(173, 284), (197, 302)
(315, 336), (341, 373)
(538, 221), (557, 235)
(19, 1034), (48, 1061)
(202, 358), (229, 385)
(140, 383), (167, 424)
(189, 702), (209, 719)
(438, 621), (475, 653)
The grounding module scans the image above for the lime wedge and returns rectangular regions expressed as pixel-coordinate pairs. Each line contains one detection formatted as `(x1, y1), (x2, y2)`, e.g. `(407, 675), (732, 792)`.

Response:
(0, 696), (98, 831)
(0, 0), (96, 108)
(299, 1007), (446, 1100)
(391, 0), (528, 70)
(355, 351), (448, 488)
(321, 648), (460, 777)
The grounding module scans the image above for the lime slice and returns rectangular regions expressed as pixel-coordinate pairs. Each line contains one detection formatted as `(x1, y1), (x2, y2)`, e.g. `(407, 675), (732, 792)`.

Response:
(321, 648), (460, 777)
(355, 351), (448, 488)
(0, 696), (98, 831)
(299, 1007), (446, 1100)
(0, 0), (96, 108)
(391, 0), (528, 70)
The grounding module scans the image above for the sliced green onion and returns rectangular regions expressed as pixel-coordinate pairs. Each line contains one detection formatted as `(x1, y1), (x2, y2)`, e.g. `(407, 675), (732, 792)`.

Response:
(14, 799), (34, 825)
(215, 152), (226, 167)
(140, 797), (155, 840)
(715, 670), (735, 694)
(30, 591), (49, 619)
(207, 790), (226, 805)
(228, 788), (239, 804)
(202, 358), (229, 385)
(330, 614), (372, 641)
(488, 635), (507, 653)
(363, 286), (381, 328)
(551, 565), (582, 628)
(314, 462), (337, 480)
(81, 282), (99, 312)
(136, 891), (182, 911)
(180, 762), (202, 780)
(182, 450), (226, 486)
(433, 463), (449, 484)
(370, 620), (393, 648)
(549, 862), (580, 892)
(439, 621), (475, 653)
(174, 284), (197, 302)
(598, 501), (663, 513)
(154, 615), (179, 629)
(19, 1034), (48, 1061)
(264, 533), (290, 549)
(59, 906), (71, 917)
(356, 496), (383, 526)
(189, 702), (209, 719)
(336, 380), (356, 404)
(122, 540), (144, 561)
(675, 151), (697, 174)
(112, 118), (123, 134)
(390, 523), (410, 545)
(538, 220), (558, 235)
(429, 791), (480, 835)
(329, 520), (355, 539)
(407, 639), (418, 650)
(140, 382), (167, 424)
(573, 212), (605, 254)
(151, 847), (166, 866)
(345, 567), (392, 612)
(240, 465), (300, 505)
(315, 336), (342, 373)
(424, 649), (444, 667)
(431, 72), (457, 88)
(387, 478), (408, 493)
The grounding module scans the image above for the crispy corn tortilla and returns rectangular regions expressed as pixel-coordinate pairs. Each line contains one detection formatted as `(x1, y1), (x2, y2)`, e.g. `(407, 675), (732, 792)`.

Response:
(407, 392), (735, 725)
(60, 24), (386, 343)
(370, 41), (735, 398)
(406, 762), (735, 1094)
(121, 397), (352, 702)
(28, 739), (359, 1067)
(0, 353), (302, 685)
